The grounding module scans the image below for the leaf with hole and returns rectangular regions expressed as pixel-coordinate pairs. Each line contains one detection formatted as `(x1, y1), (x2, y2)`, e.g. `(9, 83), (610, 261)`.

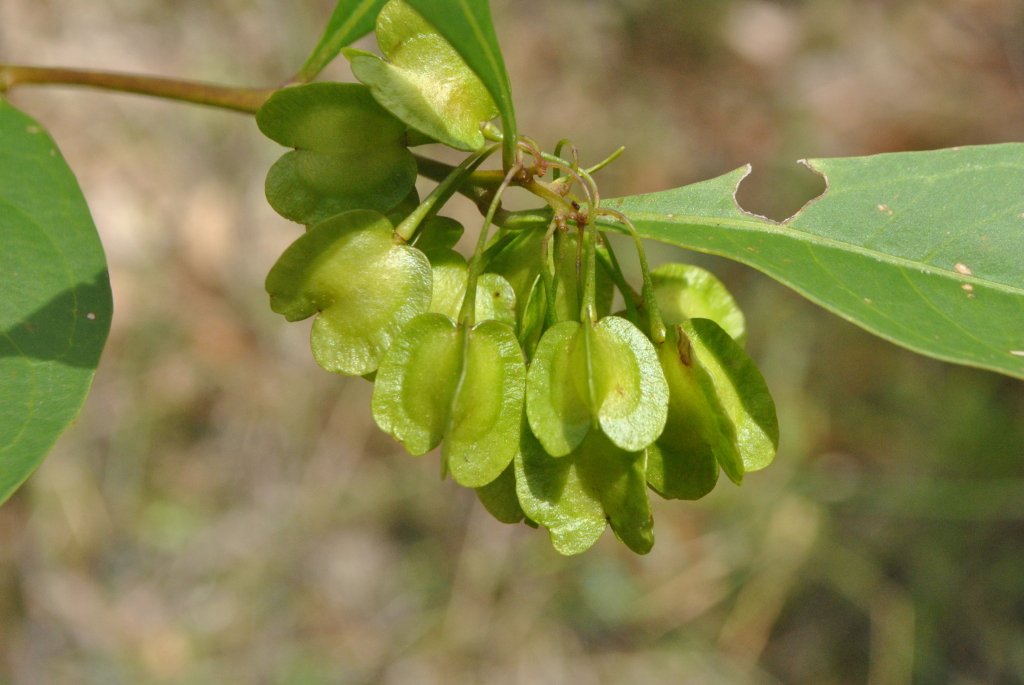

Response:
(345, 0), (498, 151)
(604, 144), (1024, 380)
(265, 210), (431, 376)
(257, 83), (416, 226)
(0, 98), (113, 505)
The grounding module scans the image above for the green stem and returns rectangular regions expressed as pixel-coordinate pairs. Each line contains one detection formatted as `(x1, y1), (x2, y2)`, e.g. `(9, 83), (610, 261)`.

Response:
(0, 65), (275, 114)
(596, 235), (641, 323)
(580, 216), (599, 324)
(585, 146), (625, 175)
(396, 143), (499, 242)
(597, 208), (666, 343)
(541, 222), (559, 327)
(459, 163), (522, 325)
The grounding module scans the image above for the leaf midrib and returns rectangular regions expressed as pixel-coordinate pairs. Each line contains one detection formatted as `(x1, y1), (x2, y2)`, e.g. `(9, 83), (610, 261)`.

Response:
(621, 211), (1024, 297)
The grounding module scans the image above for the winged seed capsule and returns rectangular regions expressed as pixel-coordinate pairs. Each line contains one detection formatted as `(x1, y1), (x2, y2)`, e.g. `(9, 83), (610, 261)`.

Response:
(257, 83), (417, 226)
(371, 312), (526, 488)
(345, 0), (499, 151)
(526, 315), (669, 457)
(265, 210), (432, 376)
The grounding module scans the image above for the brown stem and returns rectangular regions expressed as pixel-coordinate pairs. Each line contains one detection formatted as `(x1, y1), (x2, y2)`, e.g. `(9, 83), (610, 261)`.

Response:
(0, 65), (275, 114)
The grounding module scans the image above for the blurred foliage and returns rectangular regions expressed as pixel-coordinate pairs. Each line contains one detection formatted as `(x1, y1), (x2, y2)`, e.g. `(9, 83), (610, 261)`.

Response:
(2, 0), (1024, 682)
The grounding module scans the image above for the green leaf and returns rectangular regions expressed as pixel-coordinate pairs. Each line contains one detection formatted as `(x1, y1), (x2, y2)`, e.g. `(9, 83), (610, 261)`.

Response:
(265, 210), (432, 376)
(605, 144), (1024, 380)
(682, 318), (778, 474)
(345, 1), (499, 151)
(0, 98), (112, 504)
(257, 83), (416, 226)
(297, 0), (389, 83)
(401, 0), (517, 167)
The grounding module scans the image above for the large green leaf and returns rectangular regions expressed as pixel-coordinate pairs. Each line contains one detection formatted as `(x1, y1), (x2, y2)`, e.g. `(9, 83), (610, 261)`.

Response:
(297, 0), (389, 83)
(402, 0), (517, 167)
(0, 98), (112, 503)
(603, 144), (1024, 380)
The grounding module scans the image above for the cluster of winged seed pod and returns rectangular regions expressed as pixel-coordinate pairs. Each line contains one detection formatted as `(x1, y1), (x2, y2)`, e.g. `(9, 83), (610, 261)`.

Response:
(258, 0), (779, 555)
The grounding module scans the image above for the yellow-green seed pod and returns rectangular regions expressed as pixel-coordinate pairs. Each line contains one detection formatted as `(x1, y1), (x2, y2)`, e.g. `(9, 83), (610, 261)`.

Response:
(265, 210), (431, 376)
(414, 216), (465, 251)
(648, 324), (733, 497)
(475, 461), (525, 524)
(424, 249), (516, 329)
(344, 0), (499, 151)
(526, 316), (668, 457)
(486, 229), (614, 323)
(682, 318), (779, 475)
(652, 263), (746, 346)
(515, 424), (653, 555)
(372, 314), (526, 487)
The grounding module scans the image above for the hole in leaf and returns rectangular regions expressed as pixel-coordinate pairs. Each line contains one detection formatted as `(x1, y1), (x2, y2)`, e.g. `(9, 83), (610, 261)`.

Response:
(734, 160), (827, 223)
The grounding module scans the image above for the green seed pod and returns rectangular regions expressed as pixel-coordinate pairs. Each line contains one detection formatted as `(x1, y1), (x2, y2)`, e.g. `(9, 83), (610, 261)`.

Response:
(515, 424), (653, 555)
(413, 216), (465, 251)
(371, 313), (461, 455)
(424, 249), (516, 329)
(257, 83), (417, 226)
(265, 210), (431, 376)
(648, 324), (737, 497)
(652, 263), (747, 346)
(475, 461), (525, 524)
(344, 0), (499, 151)
(526, 316), (669, 457)
(682, 318), (779, 475)
(517, 275), (547, 359)
(486, 229), (614, 323)
(372, 314), (526, 487)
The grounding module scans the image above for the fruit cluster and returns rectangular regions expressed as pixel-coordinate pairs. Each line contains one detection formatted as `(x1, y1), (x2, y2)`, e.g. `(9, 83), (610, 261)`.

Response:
(259, 0), (778, 555)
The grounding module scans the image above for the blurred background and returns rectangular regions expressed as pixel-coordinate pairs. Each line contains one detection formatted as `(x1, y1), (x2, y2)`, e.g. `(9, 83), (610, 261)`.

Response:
(3, 0), (1024, 682)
